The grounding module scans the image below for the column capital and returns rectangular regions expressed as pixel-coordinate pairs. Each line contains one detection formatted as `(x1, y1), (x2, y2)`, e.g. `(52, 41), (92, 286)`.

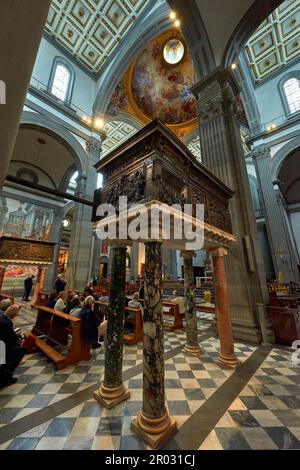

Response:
(209, 247), (228, 257)
(86, 136), (103, 162)
(251, 144), (271, 161)
(180, 250), (196, 260)
(109, 240), (131, 249)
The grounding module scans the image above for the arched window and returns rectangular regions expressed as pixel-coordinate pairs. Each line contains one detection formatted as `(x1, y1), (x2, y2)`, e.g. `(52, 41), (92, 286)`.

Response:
(284, 78), (300, 114)
(48, 58), (75, 104)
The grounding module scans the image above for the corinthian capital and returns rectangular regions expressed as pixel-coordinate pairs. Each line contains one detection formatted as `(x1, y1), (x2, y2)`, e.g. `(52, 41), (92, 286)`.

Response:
(252, 144), (271, 161)
(86, 137), (103, 160)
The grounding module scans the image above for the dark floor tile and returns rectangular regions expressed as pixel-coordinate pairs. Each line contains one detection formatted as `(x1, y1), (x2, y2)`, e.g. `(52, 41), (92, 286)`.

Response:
(120, 436), (145, 450)
(7, 438), (39, 450)
(265, 427), (300, 450)
(21, 383), (45, 394)
(165, 364), (176, 371)
(0, 395), (12, 407)
(165, 379), (182, 389)
(80, 402), (102, 417)
(173, 358), (187, 364)
(177, 371), (195, 379)
(128, 379), (143, 389)
(257, 376), (278, 385)
(15, 375), (35, 384)
(58, 383), (80, 394)
(262, 368), (283, 376)
(249, 385), (273, 396)
(26, 394), (54, 408)
(83, 374), (98, 383)
(64, 438), (93, 450)
(49, 374), (68, 384)
(198, 379), (216, 389)
(280, 396), (300, 409)
(209, 370), (226, 379)
(0, 408), (21, 424)
(124, 401), (141, 417)
(228, 411), (260, 427)
(167, 400), (191, 415)
(272, 410), (300, 427)
(184, 388), (205, 401)
(44, 418), (76, 437)
(284, 386), (300, 395)
(240, 397), (268, 410)
(189, 363), (205, 371)
(72, 366), (92, 374)
(289, 376), (300, 385)
(96, 417), (122, 436)
(216, 429), (252, 450)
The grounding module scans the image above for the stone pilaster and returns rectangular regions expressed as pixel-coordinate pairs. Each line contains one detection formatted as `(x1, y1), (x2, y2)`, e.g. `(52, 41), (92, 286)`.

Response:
(67, 136), (103, 290)
(252, 144), (299, 282)
(193, 69), (266, 344)
(211, 248), (240, 368)
(132, 241), (177, 449)
(94, 241), (130, 408)
(181, 251), (204, 356)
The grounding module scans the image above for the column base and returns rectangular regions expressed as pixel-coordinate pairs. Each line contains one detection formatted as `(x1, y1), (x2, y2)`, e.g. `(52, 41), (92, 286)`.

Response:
(184, 344), (205, 357)
(218, 352), (241, 369)
(94, 384), (130, 409)
(131, 411), (177, 449)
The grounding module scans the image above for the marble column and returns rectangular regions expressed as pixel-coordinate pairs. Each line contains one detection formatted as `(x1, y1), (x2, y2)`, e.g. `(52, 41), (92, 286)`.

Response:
(252, 144), (299, 282)
(67, 136), (104, 291)
(32, 267), (47, 305)
(211, 248), (240, 368)
(181, 251), (204, 356)
(132, 242), (177, 449)
(193, 69), (267, 344)
(94, 242), (130, 408)
(0, 266), (6, 291)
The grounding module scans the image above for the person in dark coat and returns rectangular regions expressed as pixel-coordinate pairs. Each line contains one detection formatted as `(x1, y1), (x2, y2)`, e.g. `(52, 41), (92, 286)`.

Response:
(79, 296), (101, 349)
(138, 280), (144, 300)
(55, 275), (66, 294)
(23, 275), (34, 301)
(0, 305), (26, 387)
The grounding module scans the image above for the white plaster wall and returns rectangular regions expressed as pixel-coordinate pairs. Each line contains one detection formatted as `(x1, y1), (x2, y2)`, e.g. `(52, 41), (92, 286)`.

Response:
(254, 63), (300, 125)
(32, 38), (96, 115)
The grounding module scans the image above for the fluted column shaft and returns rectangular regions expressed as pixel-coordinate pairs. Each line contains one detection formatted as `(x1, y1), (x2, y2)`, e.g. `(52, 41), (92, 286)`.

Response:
(193, 69), (267, 344)
(252, 144), (299, 282)
(0, 267), (6, 291)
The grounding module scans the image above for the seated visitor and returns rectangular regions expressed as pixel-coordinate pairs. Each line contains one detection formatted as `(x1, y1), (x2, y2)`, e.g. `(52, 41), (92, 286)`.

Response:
(127, 292), (143, 322)
(70, 295), (82, 318)
(65, 292), (76, 313)
(54, 291), (67, 312)
(171, 290), (185, 314)
(138, 280), (145, 300)
(0, 298), (13, 314)
(46, 293), (57, 309)
(79, 296), (101, 349)
(55, 274), (66, 294)
(84, 282), (94, 296)
(0, 304), (26, 388)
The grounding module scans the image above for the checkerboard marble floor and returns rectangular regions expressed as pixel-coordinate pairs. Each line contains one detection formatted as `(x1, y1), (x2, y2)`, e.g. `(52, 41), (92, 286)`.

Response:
(199, 348), (300, 450)
(1, 300), (299, 450)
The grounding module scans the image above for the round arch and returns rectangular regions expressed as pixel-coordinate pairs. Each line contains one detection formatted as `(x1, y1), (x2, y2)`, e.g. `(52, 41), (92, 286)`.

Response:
(20, 111), (88, 177)
(270, 135), (300, 181)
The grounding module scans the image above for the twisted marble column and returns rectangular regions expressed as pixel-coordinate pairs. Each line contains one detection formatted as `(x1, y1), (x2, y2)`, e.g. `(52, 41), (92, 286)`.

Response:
(211, 248), (240, 368)
(181, 251), (204, 356)
(94, 242), (130, 408)
(132, 242), (177, 448)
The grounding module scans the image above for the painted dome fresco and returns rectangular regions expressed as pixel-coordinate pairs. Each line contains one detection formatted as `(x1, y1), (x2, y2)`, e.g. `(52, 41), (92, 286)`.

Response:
(131, 31), (197, 125)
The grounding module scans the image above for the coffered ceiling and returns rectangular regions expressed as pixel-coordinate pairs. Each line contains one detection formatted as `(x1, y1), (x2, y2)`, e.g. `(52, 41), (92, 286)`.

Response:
(101, 120), (138, 157)
(45, 0), (151, 74)
(245, 0), (300, 83)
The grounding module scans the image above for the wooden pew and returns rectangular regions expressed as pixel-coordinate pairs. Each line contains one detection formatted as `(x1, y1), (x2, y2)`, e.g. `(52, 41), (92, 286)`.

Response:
(0, 292), (14, 304)
(35, 292), (52, 307)
(124, 307), (143, 346)
(94, 300), (109, 320)
(162, 301), (183, 331)
(30, 306), (91, 370)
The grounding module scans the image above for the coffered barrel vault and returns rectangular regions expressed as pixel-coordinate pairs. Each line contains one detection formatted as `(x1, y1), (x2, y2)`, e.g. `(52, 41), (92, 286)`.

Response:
(245, 0), (300, 83)
(45, 0), (151, 74)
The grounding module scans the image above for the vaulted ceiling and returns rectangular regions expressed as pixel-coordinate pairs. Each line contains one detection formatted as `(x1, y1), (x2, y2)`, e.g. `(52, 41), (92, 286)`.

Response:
(245, 0), (300, 83)
(45, 0), (151, 74)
